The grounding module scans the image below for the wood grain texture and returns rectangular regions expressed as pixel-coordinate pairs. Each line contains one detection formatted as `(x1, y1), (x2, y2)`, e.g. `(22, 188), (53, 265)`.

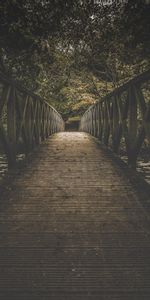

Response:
(0, 132), (150, 300)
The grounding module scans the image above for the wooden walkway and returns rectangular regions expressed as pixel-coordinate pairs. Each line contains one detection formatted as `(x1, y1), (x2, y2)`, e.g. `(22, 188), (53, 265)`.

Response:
(0, 132), (150, 300)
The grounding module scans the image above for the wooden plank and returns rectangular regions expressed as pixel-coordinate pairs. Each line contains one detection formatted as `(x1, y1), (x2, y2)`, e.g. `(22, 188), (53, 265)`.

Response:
(0, 132), (149, 299)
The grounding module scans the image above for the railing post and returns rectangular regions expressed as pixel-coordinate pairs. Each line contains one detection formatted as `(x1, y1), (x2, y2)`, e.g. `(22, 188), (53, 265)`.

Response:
(97, 103), (100, 139)
(127, 85), (138, 168)
(7, 86), (17, 168)
(112, 96), (122, 153)
(95, 105), (98, 137)
(99, 102), (103, 141)
(103, 101), (110, 145)
(34, 101), (40, 145)
(25, 96), (33, 153)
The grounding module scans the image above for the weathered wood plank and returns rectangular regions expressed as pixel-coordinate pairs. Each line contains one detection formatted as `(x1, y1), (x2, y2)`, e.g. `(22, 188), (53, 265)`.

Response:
(0, 132), (149, 299)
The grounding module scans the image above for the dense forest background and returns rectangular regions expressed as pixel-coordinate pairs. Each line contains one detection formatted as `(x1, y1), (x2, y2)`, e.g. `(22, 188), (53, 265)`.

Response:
(0, 0), (150, 121)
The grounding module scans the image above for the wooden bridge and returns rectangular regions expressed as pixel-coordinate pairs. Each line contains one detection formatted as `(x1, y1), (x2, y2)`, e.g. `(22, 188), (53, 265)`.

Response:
(0, 70), (150, 299)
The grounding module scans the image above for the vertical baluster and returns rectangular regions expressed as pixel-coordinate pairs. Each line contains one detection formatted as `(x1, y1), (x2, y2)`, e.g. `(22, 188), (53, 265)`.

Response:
(0, 85), (12, 166)
(43, 104), (46, 139)
(112, 95), (122, 153)
(48, 106), (51, 135)
(109, 101), (113, 145)
(26, 96), (33, 152)
(30, 97), (35, 147)
(49, 108), (52, 135)
(90, 110), (93, 135)
(34, 100), (40, 145)
(7, 86), (17, 168)
(99, 102), (103, 141)
(39, 101), (43, 140)
(97, 102), (100, 139)
(92, 107), (95, 136)
(90, 111), (92, 135)
(103, 100), (110, 145)
(127, 84), (138, 167)
(92, 108), (95, 136)
(95, 104), (98, 137)
(112, 97), (118, 151)
(45, 105), (48, 138)
(41, 103), (45, 140)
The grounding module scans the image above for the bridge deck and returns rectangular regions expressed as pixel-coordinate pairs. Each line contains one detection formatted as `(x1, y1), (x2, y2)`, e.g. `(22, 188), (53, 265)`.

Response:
(0, 132), (150, 300)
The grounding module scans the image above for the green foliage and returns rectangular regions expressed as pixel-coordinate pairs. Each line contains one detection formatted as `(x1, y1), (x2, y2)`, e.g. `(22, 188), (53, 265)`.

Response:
(0, 0), (149, 120)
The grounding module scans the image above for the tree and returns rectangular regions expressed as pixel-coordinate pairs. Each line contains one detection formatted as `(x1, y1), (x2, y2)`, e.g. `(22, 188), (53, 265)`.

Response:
(0, 0), (149, 117)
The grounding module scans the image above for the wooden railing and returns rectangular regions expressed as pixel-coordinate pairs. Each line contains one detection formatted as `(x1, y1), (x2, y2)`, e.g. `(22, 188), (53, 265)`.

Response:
(80, 69), (150, 168)
(0, 74), (64, 168)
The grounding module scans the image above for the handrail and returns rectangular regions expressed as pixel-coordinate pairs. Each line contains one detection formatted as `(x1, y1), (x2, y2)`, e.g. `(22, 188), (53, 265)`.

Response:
(0, 73), (65, 168)
(80, 69), (150, 168)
